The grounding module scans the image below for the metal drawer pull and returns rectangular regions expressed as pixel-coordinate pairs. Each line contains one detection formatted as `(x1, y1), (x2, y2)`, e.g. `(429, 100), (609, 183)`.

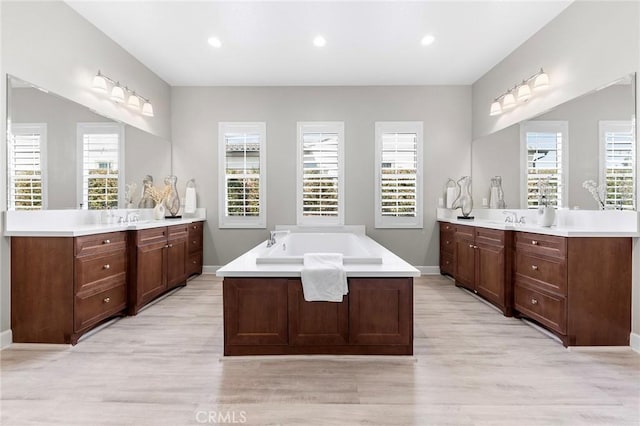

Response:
(164, 244), (169, 248)
(193, 260), (197, 264)
(446, 241), (450, 245)
(473, 245), (478, 249)
(531, 240), (538, 245)
(531, 265), (538, 270)
(531, 298), (538, 305)
(193, 240), (197, 244)
(103, 239), (110, 244)
(103, 264), (110, 270)
(168, 244), (173, 248)
(103, 297), (111, 303)
(469, 244), (474, 248)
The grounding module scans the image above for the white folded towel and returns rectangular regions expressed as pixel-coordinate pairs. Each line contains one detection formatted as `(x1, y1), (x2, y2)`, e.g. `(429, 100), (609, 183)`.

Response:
(184, 186), (197, 214)
(301, 253), (348, 302)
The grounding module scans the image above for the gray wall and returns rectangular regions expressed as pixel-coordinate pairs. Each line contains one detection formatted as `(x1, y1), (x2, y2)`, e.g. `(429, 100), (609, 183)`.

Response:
(171, 86), (471, 268)
(472, 1), (639, 140)
(472, 84), (634, 210)
(1, 0), (172, 340)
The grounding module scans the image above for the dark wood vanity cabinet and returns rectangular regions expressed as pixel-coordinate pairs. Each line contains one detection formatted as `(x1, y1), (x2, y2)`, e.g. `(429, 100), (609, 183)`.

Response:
(12, 232), (128, 344)
(186, 221), (204, 277)
(223, 277), (413, 355)
(451, 224), (512, 316)
(513, 233), (631, 346)
(128, 224), (191, 315)
(439, 222), (455, 276)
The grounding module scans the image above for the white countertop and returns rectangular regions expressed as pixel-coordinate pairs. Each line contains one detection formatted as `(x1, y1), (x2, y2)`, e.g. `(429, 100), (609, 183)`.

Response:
(437, 208), (639, 237)
(3, 208), (206, 237)
(216, 232), (420, 278)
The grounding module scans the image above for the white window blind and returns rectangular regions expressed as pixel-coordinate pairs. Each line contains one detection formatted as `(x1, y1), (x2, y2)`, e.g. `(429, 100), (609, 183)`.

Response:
(297, 122), (344, 225)
(599, 121), (635, 210)
(8, 123), (47, 210)
(218, 122), (266, 228)
(520, 121), (568, 209)
(375, 122), (423, 228)
(77, 123), (124, 210)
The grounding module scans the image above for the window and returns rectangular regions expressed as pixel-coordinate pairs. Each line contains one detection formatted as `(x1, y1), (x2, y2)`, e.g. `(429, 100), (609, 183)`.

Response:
(77, 122), (124, 210)
(7, 123), (47, 210)
(297, 122), (344, 225)
(218, 122), (266, 228)
(599, 121), (635, 210)
(375, 121), (423, 228)
(520, 121), (568, 209)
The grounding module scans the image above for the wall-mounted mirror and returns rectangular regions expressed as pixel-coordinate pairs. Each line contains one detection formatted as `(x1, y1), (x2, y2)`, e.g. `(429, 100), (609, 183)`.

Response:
(472, 73), (636, 210)
(6, 75), (172, 210)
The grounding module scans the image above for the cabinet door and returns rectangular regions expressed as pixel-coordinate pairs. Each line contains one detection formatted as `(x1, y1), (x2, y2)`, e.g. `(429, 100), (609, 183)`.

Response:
(475, 242), (504, 306)
(224, 278), (288, 346)
(135, 240), (167, 305)
(288, 280), (349, 345)
(348, 278), (412, 346)
(454, 234), (476, 290)
(167, 226), (188, 289)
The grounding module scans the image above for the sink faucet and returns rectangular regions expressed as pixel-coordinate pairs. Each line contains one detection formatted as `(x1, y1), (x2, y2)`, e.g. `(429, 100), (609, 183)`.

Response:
(126, 211), (140, 223)
(503, 211), (518, 223)
(267, 230), (289, 248)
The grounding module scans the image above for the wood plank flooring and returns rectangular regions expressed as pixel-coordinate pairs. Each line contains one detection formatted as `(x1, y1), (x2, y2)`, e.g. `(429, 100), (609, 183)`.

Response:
(1, 275), (639, 425)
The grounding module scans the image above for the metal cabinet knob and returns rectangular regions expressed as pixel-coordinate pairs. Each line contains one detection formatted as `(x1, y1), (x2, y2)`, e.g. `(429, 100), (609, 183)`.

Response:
(531, 240), (538, 245)
(103, 239), (110, 244)
(531, 298), (538, 305)
(168, 244), (173, 248)
(192, 260), (197, 264)
(473, 245), (478, 249)
(193, 240), (197, 244)
(103, 297), (111, 303)
(531, 265), (538, 270)
(103, 264), (110, 270)
(469, 244), (474, 248)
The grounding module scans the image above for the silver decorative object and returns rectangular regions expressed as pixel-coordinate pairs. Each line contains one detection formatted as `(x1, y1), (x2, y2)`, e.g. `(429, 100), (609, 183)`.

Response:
(164, 175), (180, 217)
(451, 176), (474, 218)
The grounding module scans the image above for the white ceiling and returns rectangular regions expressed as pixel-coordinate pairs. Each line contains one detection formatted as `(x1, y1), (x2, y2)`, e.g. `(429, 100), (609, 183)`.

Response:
(66, 1), (573, 87)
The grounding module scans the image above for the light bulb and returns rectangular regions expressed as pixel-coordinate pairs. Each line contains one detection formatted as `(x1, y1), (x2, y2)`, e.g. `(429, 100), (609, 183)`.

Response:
(517, 83), (532, 102)
(502, 92), (516, 110)
(110, 84), (125, 103)
(142, 101), (154, 117)
(490, 101), (502, 116)
(127, 93), (140, 110)
(207, 37), (222, 48)
(421, 35), (435, 46)
(534, 70), (549, 91)
(313, 35), (326, 47)
(92, 72), (107, 92)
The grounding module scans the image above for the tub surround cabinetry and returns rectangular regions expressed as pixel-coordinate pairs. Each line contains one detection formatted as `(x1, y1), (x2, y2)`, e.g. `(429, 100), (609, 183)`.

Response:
(223, 277), (413, 355)
(438, 213), (635, 347)
(12, 232), (128, 344)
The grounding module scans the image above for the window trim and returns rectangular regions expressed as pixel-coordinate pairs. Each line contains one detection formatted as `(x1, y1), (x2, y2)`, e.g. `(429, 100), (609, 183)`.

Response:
(374, 121), (423, 228)
(520, 120), (569, 209)
(599, 120), (636, 210)
(8, 122), (48, 210)
(296, 121), (345, 226)
(218, 122), (267, 229)
(76, 122), (125, 210)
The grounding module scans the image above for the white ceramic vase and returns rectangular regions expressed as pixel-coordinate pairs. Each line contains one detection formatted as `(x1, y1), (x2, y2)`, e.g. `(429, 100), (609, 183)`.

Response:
(153, 202), (165, 220)
(537, 206), (555, 227)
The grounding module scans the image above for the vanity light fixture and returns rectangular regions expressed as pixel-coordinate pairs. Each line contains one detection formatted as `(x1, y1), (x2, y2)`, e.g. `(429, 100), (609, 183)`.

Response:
(420, 34), (435, 46)
(489, 68), (550, 116)
(207, 37), (222, 48)
(91, 71), (154, 118)
(313, 35), (327, 47)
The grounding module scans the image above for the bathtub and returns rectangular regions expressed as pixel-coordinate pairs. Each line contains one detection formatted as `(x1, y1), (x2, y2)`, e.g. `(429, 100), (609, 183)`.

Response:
(255, 232), (383, 264)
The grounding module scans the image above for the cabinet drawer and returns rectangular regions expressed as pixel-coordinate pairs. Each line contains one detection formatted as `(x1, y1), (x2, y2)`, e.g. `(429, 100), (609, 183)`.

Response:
(439, 222), (455, 233)
(514, 283), (566, 334)
(515, 232), (566, 259)
(75, 232), (126, 257)
(135, 227), (168, 245)
(168, 224), (189, 239)
(187, 252), (203, 276)
(76, 250), (127, 293)
(515, 252), (567, 295)
(75, 284), (126, 333)
(440, 251), (454, 275)
(475, 227), (505, 246)
(440, 232), (455, 254)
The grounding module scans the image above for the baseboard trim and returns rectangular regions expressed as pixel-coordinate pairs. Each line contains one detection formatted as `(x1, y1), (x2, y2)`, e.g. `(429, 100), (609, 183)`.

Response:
(631, 333), (640, 353)
(417, 266), (440, 275)
(203, 265), (220, 275)
(1, 329), (13, 350)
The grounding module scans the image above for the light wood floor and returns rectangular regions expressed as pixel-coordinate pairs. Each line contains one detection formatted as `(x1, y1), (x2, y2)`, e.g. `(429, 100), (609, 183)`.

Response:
(1, 275), (639, 425)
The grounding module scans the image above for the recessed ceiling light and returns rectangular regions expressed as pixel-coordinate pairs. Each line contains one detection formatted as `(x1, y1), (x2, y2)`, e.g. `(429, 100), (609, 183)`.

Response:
(421, 34), (435, 46)
(313, 35), (326, 47)
(207, 37), (222, 48)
